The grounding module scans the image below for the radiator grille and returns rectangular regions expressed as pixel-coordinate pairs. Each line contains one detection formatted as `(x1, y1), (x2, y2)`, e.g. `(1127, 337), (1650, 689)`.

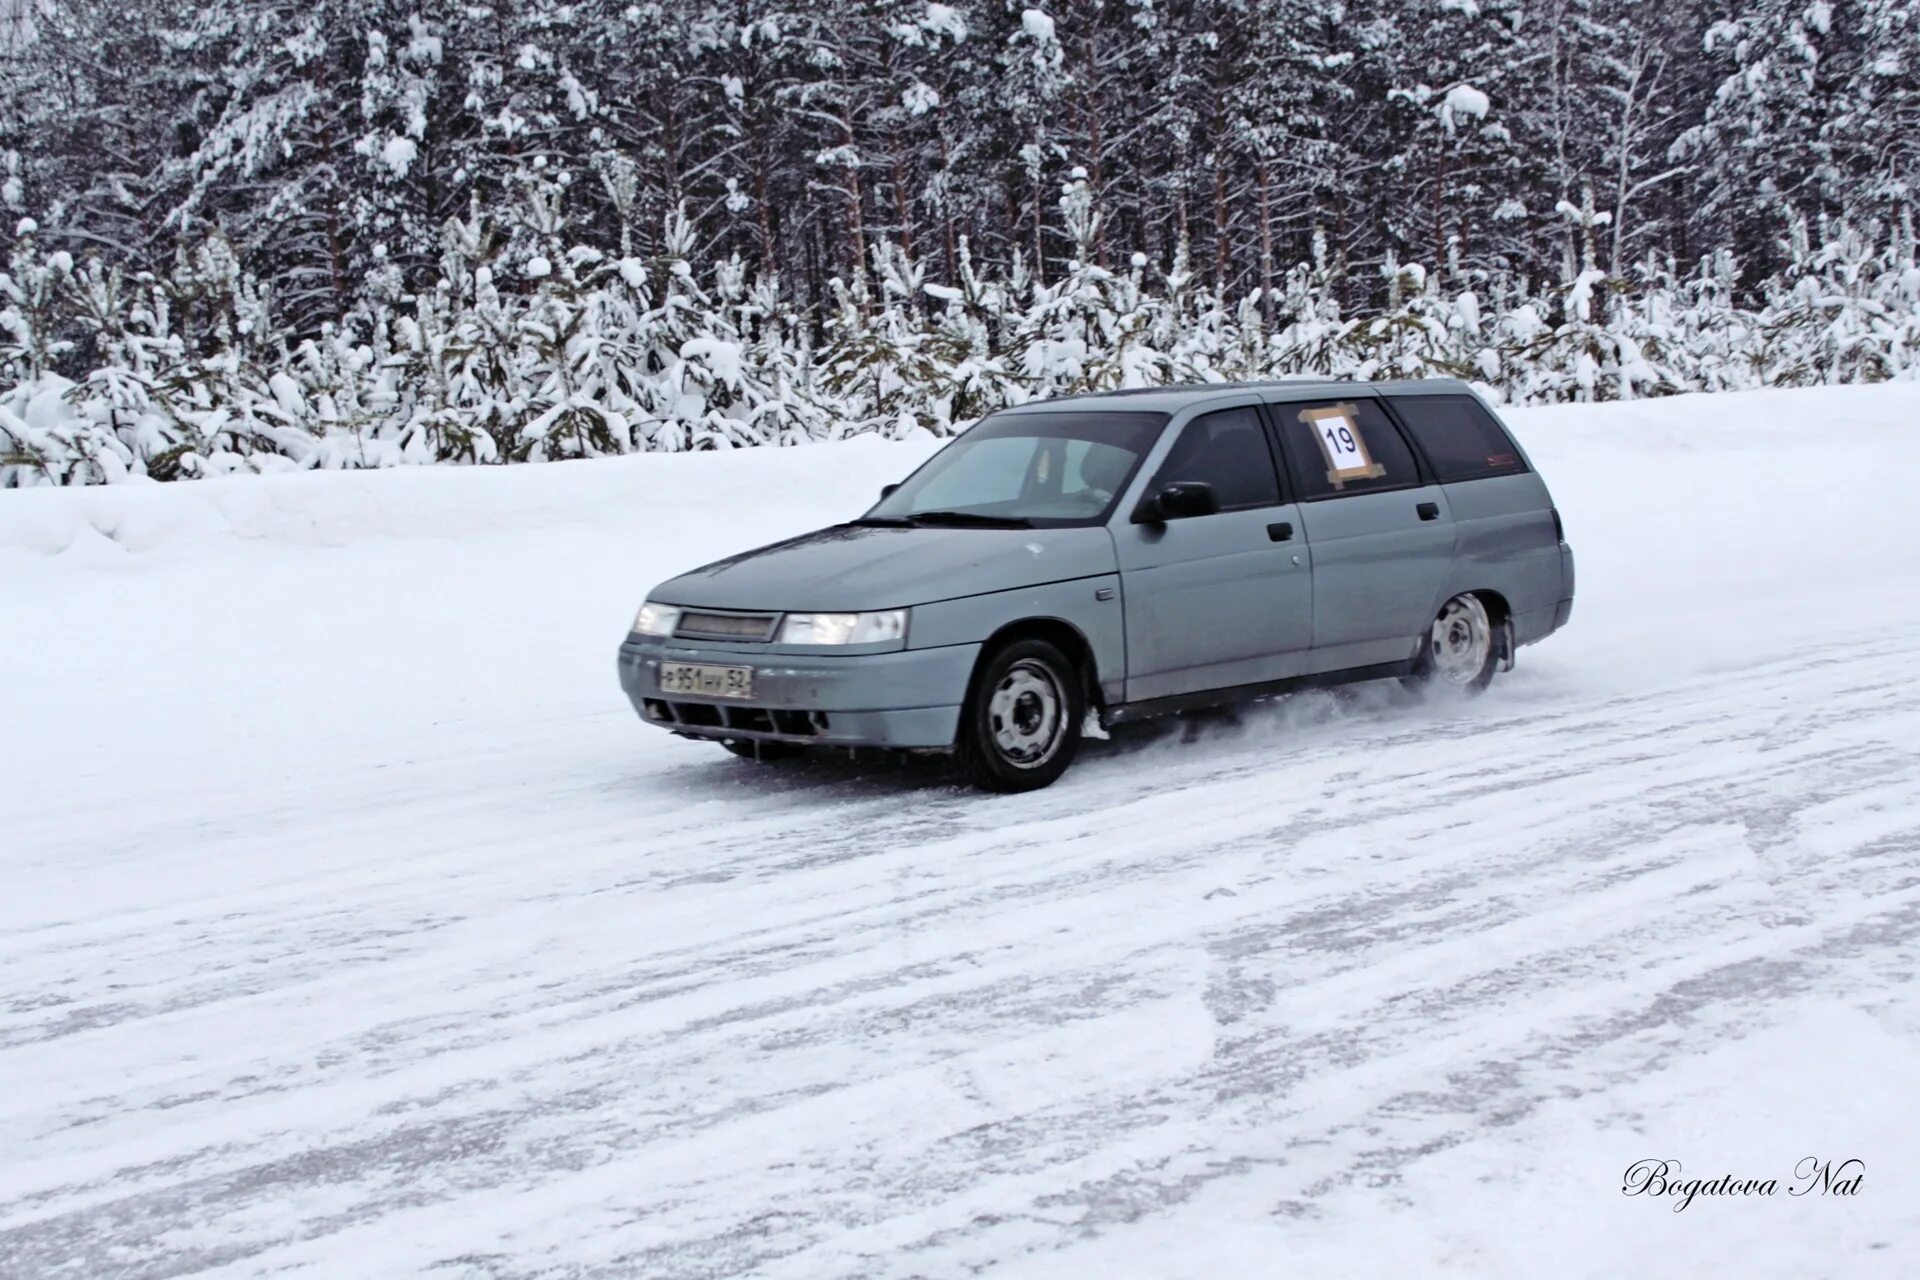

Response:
(674, 610), (780, 642)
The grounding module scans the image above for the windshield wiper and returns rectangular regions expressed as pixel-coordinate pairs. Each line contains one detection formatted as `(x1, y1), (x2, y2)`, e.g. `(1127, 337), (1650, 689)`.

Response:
(849, 516), (913, 527)
(903, 510), (1035, 529)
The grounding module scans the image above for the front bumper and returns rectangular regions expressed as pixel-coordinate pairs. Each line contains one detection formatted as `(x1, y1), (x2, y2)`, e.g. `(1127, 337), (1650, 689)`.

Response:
(616, 638), (979, 750)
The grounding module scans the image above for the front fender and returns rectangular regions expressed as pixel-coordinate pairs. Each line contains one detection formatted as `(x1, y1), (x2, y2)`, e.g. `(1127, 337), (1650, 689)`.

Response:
(907, 576), (1127, 705)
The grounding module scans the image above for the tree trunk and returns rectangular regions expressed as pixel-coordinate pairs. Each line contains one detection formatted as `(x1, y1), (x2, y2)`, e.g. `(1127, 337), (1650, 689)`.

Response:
(938, 128), (957, 282)
(1213, 157), (1230, 292)
(1077, 8), (1107, 268)
(840, 103), (867, 285)
(1211, 93), (1230, 290)
(1257, 159), (1274, 325)
(1032, 153), (1047, 285)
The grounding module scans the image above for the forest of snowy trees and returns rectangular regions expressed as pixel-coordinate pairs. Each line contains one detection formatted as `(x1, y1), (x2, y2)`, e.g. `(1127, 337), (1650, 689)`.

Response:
(2, 0), (1918, 484)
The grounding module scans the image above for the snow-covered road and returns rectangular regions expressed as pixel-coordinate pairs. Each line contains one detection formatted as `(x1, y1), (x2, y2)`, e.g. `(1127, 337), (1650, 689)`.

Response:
(4, 387), (1920, 1277)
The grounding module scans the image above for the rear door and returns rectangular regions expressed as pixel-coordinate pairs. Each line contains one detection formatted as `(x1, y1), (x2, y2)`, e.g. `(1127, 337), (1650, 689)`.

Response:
(1268, 395), (1458, 673)
(1112, 402), (1312, 701)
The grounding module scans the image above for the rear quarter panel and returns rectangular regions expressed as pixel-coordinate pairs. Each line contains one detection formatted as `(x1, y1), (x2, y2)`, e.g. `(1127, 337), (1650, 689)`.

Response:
(1437, 471), (1565, 637)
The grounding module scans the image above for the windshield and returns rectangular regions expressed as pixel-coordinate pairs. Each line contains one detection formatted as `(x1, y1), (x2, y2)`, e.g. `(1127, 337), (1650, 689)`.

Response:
(864, 410), (1168, 527)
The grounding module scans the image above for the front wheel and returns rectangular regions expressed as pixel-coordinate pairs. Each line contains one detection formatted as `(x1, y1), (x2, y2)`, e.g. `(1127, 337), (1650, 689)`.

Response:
(954, 639), (1083, 793)
(1404, 593), (1497, 694)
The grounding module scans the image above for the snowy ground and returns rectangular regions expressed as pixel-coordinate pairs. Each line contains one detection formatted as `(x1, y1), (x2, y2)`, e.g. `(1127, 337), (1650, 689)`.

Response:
(3, 386), (1919, 1278)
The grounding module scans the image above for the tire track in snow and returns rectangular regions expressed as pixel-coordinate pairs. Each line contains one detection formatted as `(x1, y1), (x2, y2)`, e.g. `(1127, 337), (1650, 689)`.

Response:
(2, 634), (1918, 1277)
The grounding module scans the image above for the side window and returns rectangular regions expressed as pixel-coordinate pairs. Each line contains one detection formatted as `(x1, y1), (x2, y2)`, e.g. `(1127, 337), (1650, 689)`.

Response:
(1274, 398), (1420, 500)
(1145, 407), (1283, 511)
(1393, 394), (1529, 483)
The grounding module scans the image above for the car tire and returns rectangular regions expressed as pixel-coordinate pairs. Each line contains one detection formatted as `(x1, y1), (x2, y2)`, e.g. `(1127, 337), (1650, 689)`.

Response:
(1404, 592), (1498, 695)
(954, 638), (1083, 793)
(720, 738), (804, 762)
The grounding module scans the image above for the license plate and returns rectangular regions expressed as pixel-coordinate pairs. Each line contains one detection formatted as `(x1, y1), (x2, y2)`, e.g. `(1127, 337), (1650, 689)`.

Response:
(659, 662), (754, 699)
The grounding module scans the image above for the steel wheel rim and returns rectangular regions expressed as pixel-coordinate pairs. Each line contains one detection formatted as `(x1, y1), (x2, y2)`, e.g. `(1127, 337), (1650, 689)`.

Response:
(987, 659), (1065, 767)
(1430, 595), (1491, 686)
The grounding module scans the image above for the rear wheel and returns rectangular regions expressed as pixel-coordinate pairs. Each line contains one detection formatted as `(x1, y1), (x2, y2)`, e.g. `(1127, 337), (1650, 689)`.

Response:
(1405, 593), (1497, 694)
(955, 639), (1083, 793)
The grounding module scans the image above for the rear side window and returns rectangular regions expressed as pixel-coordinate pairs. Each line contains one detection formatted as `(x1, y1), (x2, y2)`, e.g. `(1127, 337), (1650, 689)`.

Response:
(1273, 398), (1420, 500)
(1147, 406), (1283, 511)
(1393, 395), (1529, 483)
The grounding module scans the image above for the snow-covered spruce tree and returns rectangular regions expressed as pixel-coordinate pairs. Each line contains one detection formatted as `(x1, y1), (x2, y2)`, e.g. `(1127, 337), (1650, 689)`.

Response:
(0, 219), (70, 387)
(1641, 249), (1751, 394)
(0, 220), (125, 486)
(137, 235), (317, 479)
(788, 0), (969, 284)
(278, 317), (397, 472)
(1158, 242), (1236, 384)
(508, 180), (632, 463)
(917, 238), (1024, 428)
(1263, 232), (1350, 380)
(1214, 0), (1350, 321)
(998, 5), (1070, 284)
(1008, 170), (1175, 397)
(1761, 216), (1920, 386)
(0, 0), (181, 281)
(155, 0), (395, 333)
(1830, 0), (1920, 235)
(636, 209), (805, 451)
(388, 200), (515, 464)
(820, 240), (953, 439)
(1339, 255), (1455, 383)
(1674, 0), (1841, 281)
(1469, 188), (1665, 403)
(725, 267), (833, 446)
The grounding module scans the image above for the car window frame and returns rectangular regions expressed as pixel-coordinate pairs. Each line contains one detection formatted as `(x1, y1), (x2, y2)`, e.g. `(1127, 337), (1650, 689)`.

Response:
(1381, 392), (1531, 485)
(1262, 394), (1432, 502)
(1135, 401), (1291, 519)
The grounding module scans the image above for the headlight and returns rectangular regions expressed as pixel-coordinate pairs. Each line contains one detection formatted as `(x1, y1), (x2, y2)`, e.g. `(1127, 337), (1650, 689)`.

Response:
(632, 602), (681, 636)
(778, 609), (908, 645)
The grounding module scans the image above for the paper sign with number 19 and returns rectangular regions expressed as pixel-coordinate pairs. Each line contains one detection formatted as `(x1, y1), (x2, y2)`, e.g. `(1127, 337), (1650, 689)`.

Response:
(1299, 403), (1386, 489)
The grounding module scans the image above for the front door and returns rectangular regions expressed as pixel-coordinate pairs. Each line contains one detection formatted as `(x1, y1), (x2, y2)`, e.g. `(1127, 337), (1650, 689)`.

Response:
(1112, 404), (1313, 702)
(1269, 396), (1458, 672)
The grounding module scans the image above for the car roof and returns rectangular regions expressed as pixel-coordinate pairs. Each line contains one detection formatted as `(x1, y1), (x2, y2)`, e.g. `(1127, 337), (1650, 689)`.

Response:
(994, 377), (1476, 417)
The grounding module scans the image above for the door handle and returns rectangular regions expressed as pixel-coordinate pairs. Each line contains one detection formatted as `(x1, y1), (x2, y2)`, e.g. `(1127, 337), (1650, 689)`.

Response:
(1416, 502), (1440, 522)
(1267, 521), (1293, 542)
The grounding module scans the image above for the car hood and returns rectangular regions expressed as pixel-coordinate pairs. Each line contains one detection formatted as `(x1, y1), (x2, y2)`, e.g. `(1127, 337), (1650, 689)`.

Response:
(651, 523), (1118, 612)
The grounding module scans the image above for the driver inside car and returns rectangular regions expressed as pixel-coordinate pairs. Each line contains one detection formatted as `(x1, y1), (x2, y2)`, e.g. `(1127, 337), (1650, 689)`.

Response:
(1070, 442), (1134, 510)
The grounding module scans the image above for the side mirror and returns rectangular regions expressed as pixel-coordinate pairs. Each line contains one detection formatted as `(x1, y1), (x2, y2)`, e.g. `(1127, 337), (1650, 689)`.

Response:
(1136, 481), (1219, 523)
(880, 483), (900, 500)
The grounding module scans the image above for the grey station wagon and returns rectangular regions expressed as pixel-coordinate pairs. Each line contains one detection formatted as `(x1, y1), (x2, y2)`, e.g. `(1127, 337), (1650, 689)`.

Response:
(617, 379), (1575, 791)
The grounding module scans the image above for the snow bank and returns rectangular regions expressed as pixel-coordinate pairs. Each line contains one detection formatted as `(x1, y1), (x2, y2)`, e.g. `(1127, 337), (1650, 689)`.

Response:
(0, 433), (931, 561)
(3, 382), (1913, 566)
